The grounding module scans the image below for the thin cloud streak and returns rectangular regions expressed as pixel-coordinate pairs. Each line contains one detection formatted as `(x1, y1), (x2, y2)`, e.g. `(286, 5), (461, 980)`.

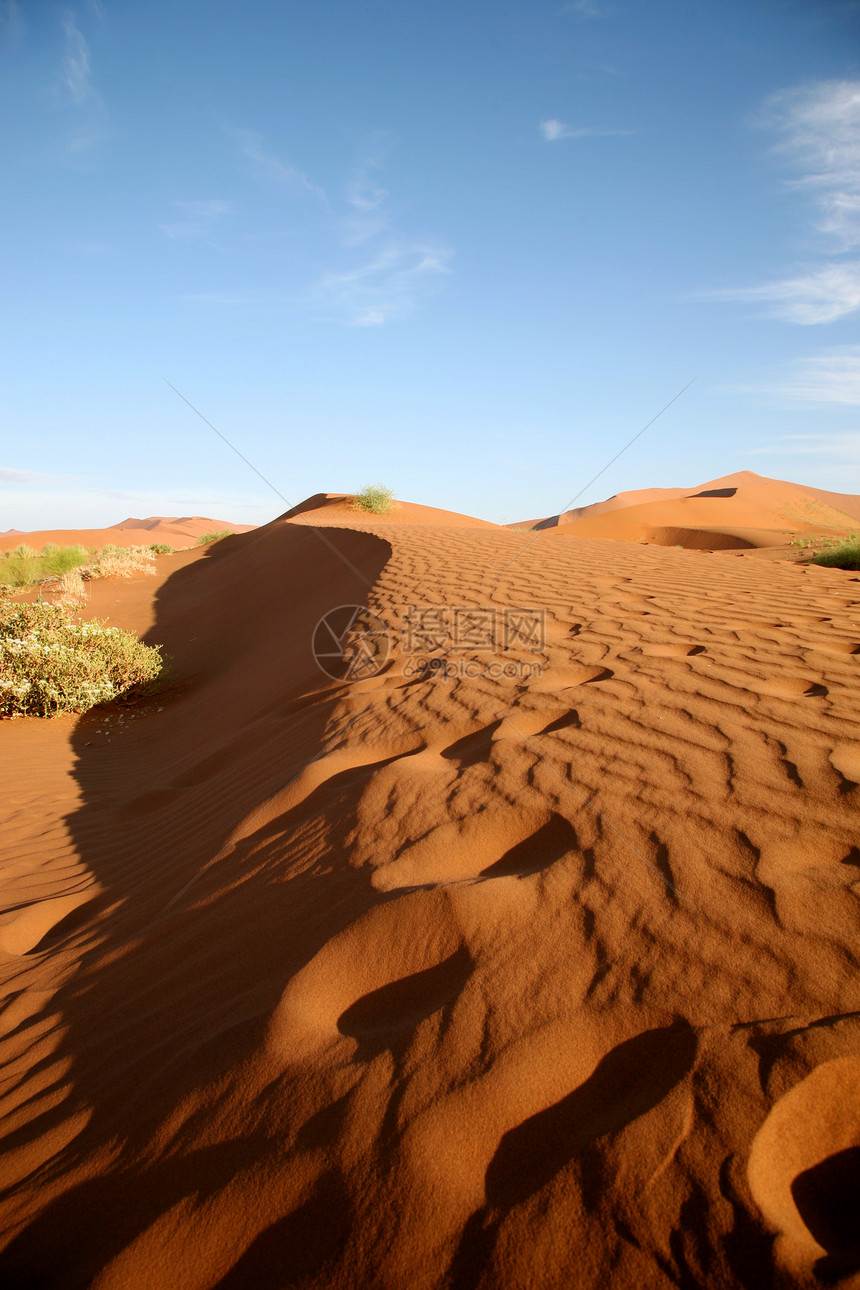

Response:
(708, 260), (860, 324)
(62, 14), (95, 104)
(1, 1), (24, 46)
(765, 80), (860, 250)
(308, 238), (452, 327)
(559, 0), (612, 17)
(540, 118), (631, 141)
(342, 165), (392, 245)
(57, 11), (109, 156)
(742, 432), (860, 461)
(738, 345), (860, 406)
(235, 129), (327, 204)
(709, 79), (860, 324)
(212, 132), (452, 326)
(1, 466), (84, 485)
(158, 199), (232, 240)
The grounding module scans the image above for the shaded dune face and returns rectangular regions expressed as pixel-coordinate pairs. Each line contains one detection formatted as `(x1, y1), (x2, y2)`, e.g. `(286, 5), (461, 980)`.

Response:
(1, 510), (860, 1288)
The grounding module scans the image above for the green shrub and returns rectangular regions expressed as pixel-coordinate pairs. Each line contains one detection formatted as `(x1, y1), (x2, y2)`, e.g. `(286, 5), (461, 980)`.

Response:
(149, 542), (174, 555)
(352, 484), (395, 515)
(0, 543), (90, 588)
(0, 596), (163, 717)
(196, 530), (234, 546)
(811, 538), (860, 571)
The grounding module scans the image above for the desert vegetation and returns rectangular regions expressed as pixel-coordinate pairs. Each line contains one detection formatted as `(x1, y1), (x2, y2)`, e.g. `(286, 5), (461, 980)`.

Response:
(0, 593), (163, 717)
(0, 541), (170, 591)
(351, 484), (395, 515)
(0, 543), (90, 587)
(811, 536), (860, 570)
(196, 530), (234, 545)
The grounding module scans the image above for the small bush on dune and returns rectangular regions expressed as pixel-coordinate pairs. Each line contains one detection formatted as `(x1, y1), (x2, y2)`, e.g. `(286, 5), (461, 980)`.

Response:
(196, 530), (234, 546)
(0, 595), (163, 717)
(149, 542), (173, 555)
(812, 538), (860, 571)
(352, 484), (395, 515)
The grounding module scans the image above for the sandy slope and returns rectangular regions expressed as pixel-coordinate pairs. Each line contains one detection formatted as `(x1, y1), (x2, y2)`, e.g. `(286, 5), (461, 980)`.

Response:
(523, 471), (860, 551)
(283, 493), (498, 527)
(1, 506), (859, 1288)
(0, 516), (255, 555)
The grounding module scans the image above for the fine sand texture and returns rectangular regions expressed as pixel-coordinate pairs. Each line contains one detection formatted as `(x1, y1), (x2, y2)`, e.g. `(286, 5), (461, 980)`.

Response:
(1, 503), (859, 1288)
(0, 515), (255, 555)
(523, 470), (860, 551)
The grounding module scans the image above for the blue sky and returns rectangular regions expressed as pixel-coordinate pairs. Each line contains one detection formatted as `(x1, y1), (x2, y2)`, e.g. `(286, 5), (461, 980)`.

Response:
(1, 0), (859, 529)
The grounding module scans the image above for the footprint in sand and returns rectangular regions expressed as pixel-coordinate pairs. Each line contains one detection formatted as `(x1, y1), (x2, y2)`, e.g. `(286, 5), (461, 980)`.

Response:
(640, 643), (705, 658)
(484, 1023), (698, 1209)
(757, 676), (827, 698)
(337, 946), (472, 1061)
(532, 663), (612, 690)
(748, 1057), (860, 1272)
(0, 892), (96, 956)
(480, 814), (578, 879)
(829, 744), (860, 784)
(372, 809), (579, 891)
(816, 640), (860, 656)
(267, 892), (469, 1060)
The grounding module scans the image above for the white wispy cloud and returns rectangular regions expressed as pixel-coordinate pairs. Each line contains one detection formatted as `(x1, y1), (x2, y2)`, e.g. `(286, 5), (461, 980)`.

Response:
(765, 80), (860, 250)
(190, 234), (452, 327)
(235, 129), (327, 203)
(560, 0), (611, 17)
(1, 466), (82, 485)
(540, 118), (630, 141)
(710, 261), (860, 325)
(216, 132), (451, 326)
(742, 432), (860, 461)
(739, 345), (860, 406)
(708, 80), (860, 325)
(158, 199), (232, 240)
(307, 146), (452, 325)
(62, 13), (95, 104)
(1, 1), (24, 46)
(342, 166), (392, 245)
(57, 12), (109, 156)
(308, 238), (452, 327)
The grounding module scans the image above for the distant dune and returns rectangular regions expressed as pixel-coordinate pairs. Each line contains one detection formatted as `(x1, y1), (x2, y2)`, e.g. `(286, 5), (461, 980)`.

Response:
(1, 489), (859, 1287)
(0, 515), (256, 554)
(519, 470), (860, 550)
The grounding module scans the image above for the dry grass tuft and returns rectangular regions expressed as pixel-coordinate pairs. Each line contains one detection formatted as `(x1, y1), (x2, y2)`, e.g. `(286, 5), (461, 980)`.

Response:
(45, 569), (89, 607)
(85, 545), (157, 579)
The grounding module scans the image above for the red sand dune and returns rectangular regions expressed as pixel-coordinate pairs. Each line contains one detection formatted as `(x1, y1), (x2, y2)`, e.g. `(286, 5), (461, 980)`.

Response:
(522, 470), (860, 550)
(1, 494), (859, 1287)
(284, 492), (498, 527)
(0, 515), (255, 554)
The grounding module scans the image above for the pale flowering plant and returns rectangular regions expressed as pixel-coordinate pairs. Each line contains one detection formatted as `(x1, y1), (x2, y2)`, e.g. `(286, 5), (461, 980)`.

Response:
(0, 593), (163, 718)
